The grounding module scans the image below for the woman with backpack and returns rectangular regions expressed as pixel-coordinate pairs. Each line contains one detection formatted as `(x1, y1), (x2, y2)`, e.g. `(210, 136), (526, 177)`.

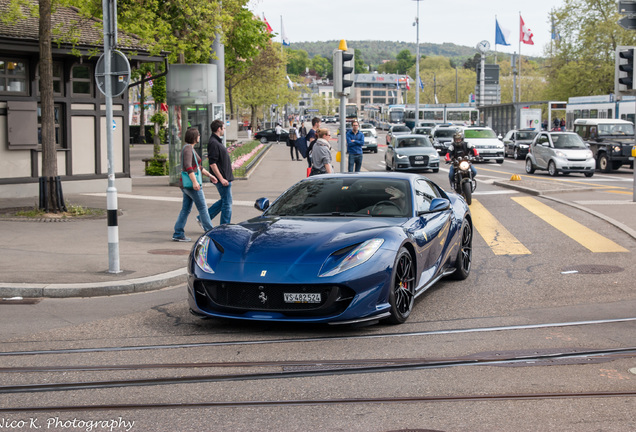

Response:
(287, 123), (301, 161)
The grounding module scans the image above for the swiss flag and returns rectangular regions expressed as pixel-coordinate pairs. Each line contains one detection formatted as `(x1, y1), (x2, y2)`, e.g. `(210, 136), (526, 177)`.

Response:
(520, 15), (534, 45)
(262, 14), (273, 34)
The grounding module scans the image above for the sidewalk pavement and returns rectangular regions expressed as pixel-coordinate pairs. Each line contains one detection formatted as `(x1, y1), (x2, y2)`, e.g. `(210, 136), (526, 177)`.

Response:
(0, 144), (634, 298)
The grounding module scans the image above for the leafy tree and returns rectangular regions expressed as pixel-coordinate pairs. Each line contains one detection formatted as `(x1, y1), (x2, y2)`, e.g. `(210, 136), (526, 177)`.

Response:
(396, 49), (415, 74)
(3, 0), (62, 211)
(546, 0), (636, 100)
(354, 49), (367, 74)
(286, 49), (310, 75)
(73, 0), (245, 64)
(234, 43), (295, 130)
(224, 7), (273, 118)
(311, 55), (332, 78)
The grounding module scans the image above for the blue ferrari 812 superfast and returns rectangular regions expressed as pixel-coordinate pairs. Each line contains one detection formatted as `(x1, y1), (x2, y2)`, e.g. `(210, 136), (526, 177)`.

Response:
(187, 172), (472, 325)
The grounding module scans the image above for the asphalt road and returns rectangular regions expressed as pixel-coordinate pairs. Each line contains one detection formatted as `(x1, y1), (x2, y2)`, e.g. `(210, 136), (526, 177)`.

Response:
(1, 131), (635, 431)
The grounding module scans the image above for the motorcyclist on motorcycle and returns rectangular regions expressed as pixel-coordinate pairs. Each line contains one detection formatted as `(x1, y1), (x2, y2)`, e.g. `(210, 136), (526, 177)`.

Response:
(446, 130), (478, 187)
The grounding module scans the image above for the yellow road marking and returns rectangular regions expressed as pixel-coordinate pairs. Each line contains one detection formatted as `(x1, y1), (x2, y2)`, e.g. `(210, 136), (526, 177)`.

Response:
(471, 200), (531, 255)
(511, 197), (628, 253)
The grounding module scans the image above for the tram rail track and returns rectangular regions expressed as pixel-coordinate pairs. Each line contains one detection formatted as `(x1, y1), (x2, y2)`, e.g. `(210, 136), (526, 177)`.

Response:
(1, 347), (635, 395)
(2, 391), (636, 413)
(2, 316), (635, 358)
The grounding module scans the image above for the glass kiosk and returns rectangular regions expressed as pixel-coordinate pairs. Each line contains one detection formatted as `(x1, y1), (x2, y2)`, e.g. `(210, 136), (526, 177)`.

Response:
(166, 64), (225, 185)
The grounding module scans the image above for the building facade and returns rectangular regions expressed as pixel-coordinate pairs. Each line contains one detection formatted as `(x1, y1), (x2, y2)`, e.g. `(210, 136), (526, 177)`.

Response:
(0, 0), (163, 198)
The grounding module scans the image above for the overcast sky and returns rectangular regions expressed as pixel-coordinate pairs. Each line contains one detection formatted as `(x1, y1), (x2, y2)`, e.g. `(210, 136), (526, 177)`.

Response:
(248, 0), (562, 58)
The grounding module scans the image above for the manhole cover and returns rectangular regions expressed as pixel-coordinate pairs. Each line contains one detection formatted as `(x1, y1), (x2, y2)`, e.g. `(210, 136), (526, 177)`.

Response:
(148, 249), (190, 256)
(561, 265), (624, 275)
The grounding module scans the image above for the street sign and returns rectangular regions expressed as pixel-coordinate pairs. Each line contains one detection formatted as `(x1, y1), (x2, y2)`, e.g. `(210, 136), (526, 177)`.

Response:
(95, 50), (131, 97)
(619, 15), (636, 30)
(619, 0), (636, 15)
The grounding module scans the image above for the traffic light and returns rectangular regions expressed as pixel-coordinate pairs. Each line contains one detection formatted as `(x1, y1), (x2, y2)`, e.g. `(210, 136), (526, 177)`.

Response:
(333, 40), (354, 96)
(616, 46), (636, 94)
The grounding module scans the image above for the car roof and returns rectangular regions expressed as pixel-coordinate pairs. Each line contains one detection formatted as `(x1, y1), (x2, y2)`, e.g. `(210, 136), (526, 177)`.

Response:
(573, 118), (633, 125)
(304, 171), (432, 184)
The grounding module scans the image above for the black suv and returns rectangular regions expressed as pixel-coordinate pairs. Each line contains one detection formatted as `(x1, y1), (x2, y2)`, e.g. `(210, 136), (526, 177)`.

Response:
(573, 119), (635, 172)
(432, 125), (461, 155)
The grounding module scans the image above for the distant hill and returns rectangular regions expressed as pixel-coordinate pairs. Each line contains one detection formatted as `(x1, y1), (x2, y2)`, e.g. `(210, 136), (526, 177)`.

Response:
(289, 40), (480, 65)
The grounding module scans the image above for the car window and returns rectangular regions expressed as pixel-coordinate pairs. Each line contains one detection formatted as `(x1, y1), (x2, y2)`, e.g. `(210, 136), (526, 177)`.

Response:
(362, 130), (372, 137)
(414, 179), (440, 213)
(597, 123), (634, 135)
(464, 129), (497, 139)
(517, 131), (537, 140)
(434, 129), (457, 138)
(265, 178), (412, 217)
(393, 126), (411, 133)
(552, 134), (586, 149)
(397, 137), (432, 148)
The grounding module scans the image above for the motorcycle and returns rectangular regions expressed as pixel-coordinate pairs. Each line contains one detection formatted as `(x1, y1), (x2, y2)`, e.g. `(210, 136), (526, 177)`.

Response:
(448, 155), (476, 205)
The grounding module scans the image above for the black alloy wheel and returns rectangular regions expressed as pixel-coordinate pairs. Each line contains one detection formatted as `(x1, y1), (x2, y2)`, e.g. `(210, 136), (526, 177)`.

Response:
(386, 247), (415, 324)
(450, 220), (472, 280)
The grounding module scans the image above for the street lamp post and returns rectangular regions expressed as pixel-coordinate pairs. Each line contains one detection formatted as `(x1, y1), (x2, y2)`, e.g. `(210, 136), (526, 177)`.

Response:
(413, 0), (423, 128)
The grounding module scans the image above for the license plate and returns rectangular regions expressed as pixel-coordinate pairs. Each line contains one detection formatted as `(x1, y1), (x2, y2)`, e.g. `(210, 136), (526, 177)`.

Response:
(284, 293), (321, 303)
(413, 161), (424, 164)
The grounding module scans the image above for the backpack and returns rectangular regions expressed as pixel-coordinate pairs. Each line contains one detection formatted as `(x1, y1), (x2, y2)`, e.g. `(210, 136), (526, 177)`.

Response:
(289, 128), (297, 140)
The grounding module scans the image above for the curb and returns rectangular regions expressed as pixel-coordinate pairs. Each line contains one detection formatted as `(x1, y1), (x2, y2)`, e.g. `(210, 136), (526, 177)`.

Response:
(0, 268), (187, 299)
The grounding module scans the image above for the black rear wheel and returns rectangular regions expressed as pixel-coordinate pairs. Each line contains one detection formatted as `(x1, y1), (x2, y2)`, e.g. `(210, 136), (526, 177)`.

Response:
(385, 247), (415, 324)
(450, 220), (472, 280)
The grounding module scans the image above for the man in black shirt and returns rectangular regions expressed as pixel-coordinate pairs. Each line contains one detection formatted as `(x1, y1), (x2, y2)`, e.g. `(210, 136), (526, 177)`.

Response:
(447, 131), (477, 187)
(206, 119), (234, 225)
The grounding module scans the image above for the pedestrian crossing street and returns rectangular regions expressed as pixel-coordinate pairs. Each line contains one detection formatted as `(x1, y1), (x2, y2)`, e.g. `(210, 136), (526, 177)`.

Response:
(471, 197), (629, 255)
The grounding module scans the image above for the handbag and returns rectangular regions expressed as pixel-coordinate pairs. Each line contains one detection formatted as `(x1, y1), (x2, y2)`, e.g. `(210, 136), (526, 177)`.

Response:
(181, 145), (203, 188)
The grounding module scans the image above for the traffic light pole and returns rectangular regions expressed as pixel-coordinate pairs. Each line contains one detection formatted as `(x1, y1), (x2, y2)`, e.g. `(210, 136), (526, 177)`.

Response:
(339, 95), (346, 172)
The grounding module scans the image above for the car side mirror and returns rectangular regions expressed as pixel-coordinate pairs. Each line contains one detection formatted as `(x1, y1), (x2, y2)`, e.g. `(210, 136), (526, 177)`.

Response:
(418, 198), (451, 215)
(498, 134), (503, 140)
(254, 197), (270, 211)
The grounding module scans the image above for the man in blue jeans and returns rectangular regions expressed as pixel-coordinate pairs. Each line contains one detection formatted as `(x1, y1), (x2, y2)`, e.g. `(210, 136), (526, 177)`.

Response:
(206, 119), (234, 225)
(346, 120), (364, 172)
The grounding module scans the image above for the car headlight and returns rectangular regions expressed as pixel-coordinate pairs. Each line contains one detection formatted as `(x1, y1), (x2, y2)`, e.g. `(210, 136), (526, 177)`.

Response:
(613, 145), (621, 153)
(319, 238), (384, 277)
(194, 236), (216, 274)
(396, 153), (408, 160)
(585, 150), (594, 159)
(555, 150), (567, 158)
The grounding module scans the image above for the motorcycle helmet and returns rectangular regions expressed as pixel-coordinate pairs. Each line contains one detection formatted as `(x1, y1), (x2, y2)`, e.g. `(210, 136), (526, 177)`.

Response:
(453, 131), (463, 143)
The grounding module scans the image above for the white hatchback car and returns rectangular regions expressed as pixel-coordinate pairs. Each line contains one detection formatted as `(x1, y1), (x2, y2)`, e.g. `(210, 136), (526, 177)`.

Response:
(525, 131), (595, 177)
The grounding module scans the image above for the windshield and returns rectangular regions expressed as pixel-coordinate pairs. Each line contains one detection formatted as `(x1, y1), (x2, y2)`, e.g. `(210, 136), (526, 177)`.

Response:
(396, 137), (433, 148)
(517, 131), (538, 140)
(464, 129), (497, 139)
(393, 126), (410, 133)
(362, 130), (372, 137)
(434, 129), (458, 138)
(597, 123), (634, 136)
(265, 178), (412, 217)
(552, 134), (587, 149)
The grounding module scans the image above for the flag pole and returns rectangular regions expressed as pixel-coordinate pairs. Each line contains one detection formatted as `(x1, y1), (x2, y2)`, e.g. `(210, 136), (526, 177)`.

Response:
(494, 15), (498, 64)
(518, 12), (522, 102)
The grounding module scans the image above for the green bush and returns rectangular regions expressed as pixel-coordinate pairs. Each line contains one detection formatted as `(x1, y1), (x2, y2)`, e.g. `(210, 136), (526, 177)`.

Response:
(145, 154), (168, 176)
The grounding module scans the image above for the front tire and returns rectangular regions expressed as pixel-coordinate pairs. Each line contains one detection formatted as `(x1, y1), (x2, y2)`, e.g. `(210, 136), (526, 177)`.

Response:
(598, 154), (610, 173)
(260, 137), (268, 144)
(450, 220), (472, 280)
(461, 181), (472, 205)
(548, 160), (558, 176)
(385, 247), (415, 324)
(525, 158), (535, 174)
